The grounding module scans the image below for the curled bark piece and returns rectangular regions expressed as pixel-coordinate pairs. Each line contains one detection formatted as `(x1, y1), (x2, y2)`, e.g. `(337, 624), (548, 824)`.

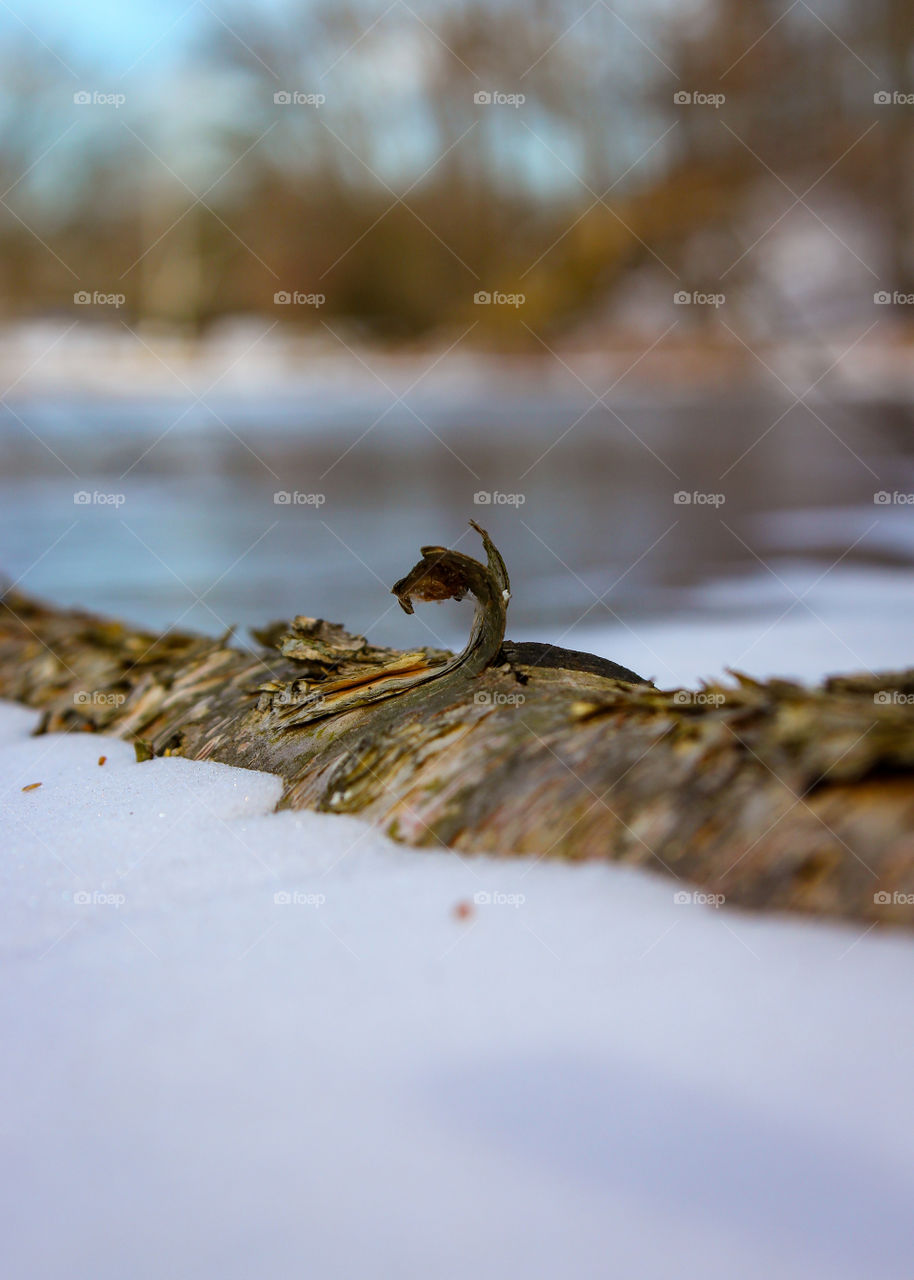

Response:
(1, 530), (913, 929)
(392, 519), (510, 673)
(256, 522), (517, 727)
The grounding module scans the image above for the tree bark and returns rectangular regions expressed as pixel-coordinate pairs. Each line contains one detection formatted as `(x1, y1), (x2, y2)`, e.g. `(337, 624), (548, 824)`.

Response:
(2, 524), (913, 928)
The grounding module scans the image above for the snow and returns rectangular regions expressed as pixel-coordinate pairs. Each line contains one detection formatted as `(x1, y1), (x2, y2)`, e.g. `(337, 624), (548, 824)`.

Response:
(2, 699), (914, 1280)
(566, 564), (914, 686)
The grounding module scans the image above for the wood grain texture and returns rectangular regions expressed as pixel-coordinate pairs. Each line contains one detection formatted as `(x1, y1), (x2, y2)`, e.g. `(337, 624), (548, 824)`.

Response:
(2, 525), (913, 926)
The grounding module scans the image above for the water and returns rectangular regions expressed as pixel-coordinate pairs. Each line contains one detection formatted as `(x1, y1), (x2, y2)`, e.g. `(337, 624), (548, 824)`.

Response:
(2, 381), (913, 685)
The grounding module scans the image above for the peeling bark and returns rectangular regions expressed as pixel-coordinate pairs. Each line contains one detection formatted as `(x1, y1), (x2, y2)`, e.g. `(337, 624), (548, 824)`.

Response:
(1, 524), (913, 928)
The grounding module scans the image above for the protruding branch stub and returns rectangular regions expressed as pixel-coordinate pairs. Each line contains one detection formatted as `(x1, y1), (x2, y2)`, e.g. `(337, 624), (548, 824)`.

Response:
(263, 522), (648, 728)
(262, 524), (513, 727)
(392, 521), (510, 675)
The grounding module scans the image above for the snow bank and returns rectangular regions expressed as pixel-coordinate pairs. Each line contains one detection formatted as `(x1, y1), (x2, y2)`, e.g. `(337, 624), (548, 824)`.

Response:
(2, 700), (913, 1280)
(564, 564), (914, 686)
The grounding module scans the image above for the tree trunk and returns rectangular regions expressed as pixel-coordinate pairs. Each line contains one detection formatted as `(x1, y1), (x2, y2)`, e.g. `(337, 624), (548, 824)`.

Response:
(2, 524), (913, 928)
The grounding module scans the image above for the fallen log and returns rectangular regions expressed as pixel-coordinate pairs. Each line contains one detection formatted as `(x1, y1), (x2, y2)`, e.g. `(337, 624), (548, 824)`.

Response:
(2, 523), (913, 927)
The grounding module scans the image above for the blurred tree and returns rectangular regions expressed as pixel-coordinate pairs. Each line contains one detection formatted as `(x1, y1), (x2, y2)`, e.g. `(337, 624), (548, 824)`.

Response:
(0, 0), (908, 343)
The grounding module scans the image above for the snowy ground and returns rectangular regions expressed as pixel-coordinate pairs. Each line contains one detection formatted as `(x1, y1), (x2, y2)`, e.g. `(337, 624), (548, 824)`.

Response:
(2, 697), (914, 1280)
(570, 564), (914, 687)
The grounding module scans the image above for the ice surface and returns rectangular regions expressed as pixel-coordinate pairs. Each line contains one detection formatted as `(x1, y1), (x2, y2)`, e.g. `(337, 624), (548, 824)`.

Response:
(2, 699), (914, 1280)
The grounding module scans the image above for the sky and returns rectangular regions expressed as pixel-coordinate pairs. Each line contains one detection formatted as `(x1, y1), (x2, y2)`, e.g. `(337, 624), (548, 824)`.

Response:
(5, 0), (200, 65)
(1, 0), (296, 71)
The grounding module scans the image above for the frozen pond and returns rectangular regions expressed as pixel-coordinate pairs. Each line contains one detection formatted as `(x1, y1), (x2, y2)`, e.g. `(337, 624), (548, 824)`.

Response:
(2, 376), (913, 684)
